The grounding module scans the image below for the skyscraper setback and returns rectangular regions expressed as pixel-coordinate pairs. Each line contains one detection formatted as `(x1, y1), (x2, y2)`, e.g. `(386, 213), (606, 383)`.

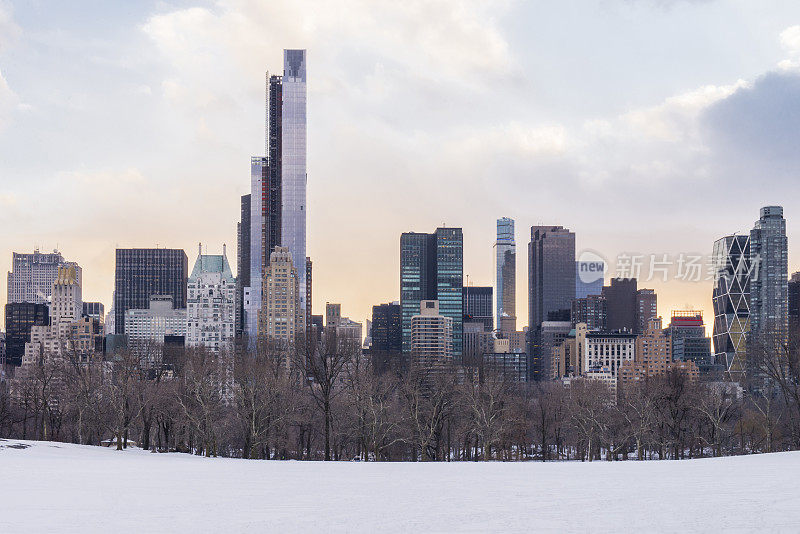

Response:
(749, 206), (788, 343)
(243, 50), (308, 341)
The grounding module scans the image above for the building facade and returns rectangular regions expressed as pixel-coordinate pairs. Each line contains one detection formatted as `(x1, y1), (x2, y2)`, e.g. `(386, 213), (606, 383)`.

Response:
(603, 278), (637, 332)
(712, 234), (751, 379)
(571, 294), (607, 330)
(114, 248), (188, 336)
(186, 246), (236, 353)
(528, 225), (576, 330)
(494, 217), (516, 333)
(4, 302), (49, 366)
(584, 331), (637, 379)
(410, 300), (453, 369)
(635, 289), (657, 335)
(400, 228), (463, 360)
(236, 193), (251, 337)
(463, 286), (493, 332)
(7, 249), (81, 306)
(749, 206), (789, 345)
(258, 247), (301, 346)
(125, 296), (187, 347)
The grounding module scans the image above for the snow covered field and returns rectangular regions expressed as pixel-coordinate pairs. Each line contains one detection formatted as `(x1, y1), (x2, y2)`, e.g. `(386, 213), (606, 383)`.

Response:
(1, 440), (798, 533)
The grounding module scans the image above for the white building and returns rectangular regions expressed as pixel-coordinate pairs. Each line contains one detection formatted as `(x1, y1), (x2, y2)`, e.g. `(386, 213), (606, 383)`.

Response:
(7, 249), (81, 305)
(411, 300), (453, 368)
(186, 246), (236, 354)
(125, 295), (187, 356)
(584, 332), (636, 381)
(23, 264), (83, 365)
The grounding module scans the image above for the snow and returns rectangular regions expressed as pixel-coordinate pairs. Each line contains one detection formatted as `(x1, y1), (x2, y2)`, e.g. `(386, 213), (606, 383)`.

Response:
(1, 440), (798, 533)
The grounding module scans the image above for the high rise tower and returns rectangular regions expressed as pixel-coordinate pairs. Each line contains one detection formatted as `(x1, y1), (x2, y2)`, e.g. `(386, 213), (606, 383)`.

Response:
(749, 206), (788, 344)
(400, 228), (463, 360)
(494, 217), (516, 333)
(244, 49), (308, 342)
(712, 234), (751, 379)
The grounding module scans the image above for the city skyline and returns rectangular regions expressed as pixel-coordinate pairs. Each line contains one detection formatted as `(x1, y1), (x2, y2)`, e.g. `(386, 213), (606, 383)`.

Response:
(2, 2), (800, 331)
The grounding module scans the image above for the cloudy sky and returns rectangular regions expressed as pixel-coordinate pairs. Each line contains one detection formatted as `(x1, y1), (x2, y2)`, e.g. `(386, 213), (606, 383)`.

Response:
(1, 0), (799, 329)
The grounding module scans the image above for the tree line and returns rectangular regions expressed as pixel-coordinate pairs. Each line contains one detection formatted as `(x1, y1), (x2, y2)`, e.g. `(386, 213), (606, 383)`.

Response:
(2, 329), (800, 462)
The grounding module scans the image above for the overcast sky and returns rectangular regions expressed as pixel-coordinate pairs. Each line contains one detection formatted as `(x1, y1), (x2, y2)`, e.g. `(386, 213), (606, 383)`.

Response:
(1, 0), (800, 329)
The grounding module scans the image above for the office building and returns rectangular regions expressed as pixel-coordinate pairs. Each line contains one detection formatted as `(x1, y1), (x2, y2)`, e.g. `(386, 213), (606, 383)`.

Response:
(667, 311), (706, 361)
(536, 321), (572, 381)
(410, 300), (453, 369)
(4, 302), (49, 366)
(370, 302), (402, 372)
(528, 225), (576, 330)
(603, 278), (637, 332)
(576, 260), (604, 299)
(789, 271), (800, 335)
(7, 249), (81, 306)
(636, 289), (657, 334)
(482, 351), (528, 383)
(749, 206), (789, 344)
(712, 234), (751, 379)
(463, 321), (495, 367)
(584, 331), (636, 380)
(463, 286), (493, 331)
(125, 295), (187, 342)
(186, 246), (236, 353)
(571, 294), (606, 330)
(494, 217), (517, 333)
(400, 227), (463, 360)
(114, 248), (188, 336)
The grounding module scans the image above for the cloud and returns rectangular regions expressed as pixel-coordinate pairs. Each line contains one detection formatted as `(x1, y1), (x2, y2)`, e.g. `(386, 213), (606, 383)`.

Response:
(701, 70), (800, 173)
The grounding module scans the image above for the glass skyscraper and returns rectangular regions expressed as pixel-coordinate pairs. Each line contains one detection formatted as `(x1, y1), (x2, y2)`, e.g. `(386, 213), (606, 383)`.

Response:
(528, 226), (576, 330)
(244, 50), (308, 341)
(749, 206), (788, 343)
(400, 228), (463, 360)
(494, 217), (516, 333)
(712, 234), (751, 379)
(463, 286), (493, 332)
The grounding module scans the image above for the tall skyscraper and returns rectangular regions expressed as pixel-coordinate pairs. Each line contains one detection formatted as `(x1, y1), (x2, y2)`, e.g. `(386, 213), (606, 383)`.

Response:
(749, 206), (788, 344)
(463, 286), (493, 332)
(400, 227), (463, 360)
(712, 234), (751, 379)
(7, 249), (81, 306)
(528, 225), (575, 380)
(528, 226), (576, 330)
(789, 271), (800, 335)
(187, 245), (236, 353)
(245, 50), (308, 342)
(494, 217), (516, 333)
(114, 248), (188, 335)
(236, 194), (250, 337)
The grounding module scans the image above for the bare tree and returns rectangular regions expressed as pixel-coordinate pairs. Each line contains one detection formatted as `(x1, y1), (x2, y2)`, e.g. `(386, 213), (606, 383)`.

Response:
(293, 329), (357, 461)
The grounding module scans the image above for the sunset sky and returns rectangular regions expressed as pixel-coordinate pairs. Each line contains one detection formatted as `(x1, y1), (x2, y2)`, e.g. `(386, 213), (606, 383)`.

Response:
(1, 1), (800, 331)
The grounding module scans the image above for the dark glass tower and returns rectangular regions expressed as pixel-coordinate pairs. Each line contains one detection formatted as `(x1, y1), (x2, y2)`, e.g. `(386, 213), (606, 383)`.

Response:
(400, 228), (463, 359)
(749, 206), (788, 342)
(236, 193), (251, 336)
(372, 303), (402, 352)
(463, 286), (493, 331)
(4, 302), (49, 366)
(114, 248), (188, 335)
(528, 226), (576, 330)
